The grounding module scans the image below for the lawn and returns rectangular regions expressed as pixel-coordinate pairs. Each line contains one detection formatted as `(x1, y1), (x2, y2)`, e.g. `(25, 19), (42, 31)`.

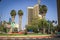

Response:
(0, 33), (51, 36)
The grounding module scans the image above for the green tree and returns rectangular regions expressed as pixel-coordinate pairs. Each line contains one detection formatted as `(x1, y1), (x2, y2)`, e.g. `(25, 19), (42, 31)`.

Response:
(32, 17), (39, 25)
(18, 10), (23, 31)
(40, 5), (47, 18)
(38, 19), (48, 34)
(0, 22), (7, 33)
(39, 5), (48, 34)
(26, 25), (33, 32)
(33, 25), (39, 33)
(26, 25), (38, 33)
(26, 5), (48, 34)
(0, 24), (4, 32)
(10, 10), (16, 22)
(13, 27), (18, 33)
(10, 10), (16, 32)
(47, 20), (55, 34)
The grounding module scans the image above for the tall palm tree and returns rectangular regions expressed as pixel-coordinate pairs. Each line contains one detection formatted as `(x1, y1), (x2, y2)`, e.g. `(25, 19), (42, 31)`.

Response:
(40, 5), (47, 18)
(39, 5), (48, 34)
(18, 10), (23, 31)
(10, 10), (16, 22)
(10, 10), (16, 33)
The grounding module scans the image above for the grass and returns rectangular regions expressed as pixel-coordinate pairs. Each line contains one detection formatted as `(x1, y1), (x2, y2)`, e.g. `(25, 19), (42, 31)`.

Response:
(0, 33), (51, 36)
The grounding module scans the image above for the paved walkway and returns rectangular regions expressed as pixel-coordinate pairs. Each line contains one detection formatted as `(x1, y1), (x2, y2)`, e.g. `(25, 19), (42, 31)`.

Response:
(0, 35), (54, 40)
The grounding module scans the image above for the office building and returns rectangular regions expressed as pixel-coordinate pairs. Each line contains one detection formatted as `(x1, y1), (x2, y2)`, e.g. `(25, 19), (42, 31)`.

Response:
(28, 4), (43, 25)
(27, 7), (34, 25)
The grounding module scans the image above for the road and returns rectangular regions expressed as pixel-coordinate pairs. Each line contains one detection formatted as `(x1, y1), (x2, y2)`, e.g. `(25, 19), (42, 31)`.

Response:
(0, 36), (56, 40)
(0, 36), (59, 40)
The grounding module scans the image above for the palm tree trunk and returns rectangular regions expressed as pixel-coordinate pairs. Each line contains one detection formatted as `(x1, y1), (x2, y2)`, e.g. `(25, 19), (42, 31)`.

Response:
(42, 14), (46, 34)
(10, 16), (15, 32)
(19, 16), (22, 31)
(9, 28), (12, 33)
(48, 24), (50, 34)
(12, 16), (15, 22)
(43, 27), (45, 34)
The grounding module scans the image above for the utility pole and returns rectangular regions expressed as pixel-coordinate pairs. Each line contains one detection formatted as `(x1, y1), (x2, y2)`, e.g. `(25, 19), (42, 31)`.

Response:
(38, 0), (40, 5)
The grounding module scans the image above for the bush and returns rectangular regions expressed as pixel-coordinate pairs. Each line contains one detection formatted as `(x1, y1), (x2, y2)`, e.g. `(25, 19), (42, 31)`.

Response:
(26, 25), (39, 33)
(24, 30), (27, 35)
(12, 27), (18, 33)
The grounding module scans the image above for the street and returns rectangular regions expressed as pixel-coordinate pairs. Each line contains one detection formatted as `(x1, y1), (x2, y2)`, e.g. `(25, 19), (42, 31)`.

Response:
(0, 36), (60, 40)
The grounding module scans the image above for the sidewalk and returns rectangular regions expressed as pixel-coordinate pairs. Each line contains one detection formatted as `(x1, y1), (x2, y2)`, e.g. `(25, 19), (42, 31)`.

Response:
(0, 35), (53, 38)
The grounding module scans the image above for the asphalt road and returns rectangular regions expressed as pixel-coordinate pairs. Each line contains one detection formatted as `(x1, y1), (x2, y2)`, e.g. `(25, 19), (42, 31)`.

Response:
(0, 36), (60, 40)
(0, 38), (60, 40)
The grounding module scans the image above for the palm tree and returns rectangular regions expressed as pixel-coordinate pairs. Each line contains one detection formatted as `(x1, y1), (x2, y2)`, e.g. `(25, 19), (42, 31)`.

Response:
(40, 5), (47, 18)
(10, 10), (16, 22)
(18, 10), (23, 31)
(10, 10), (16, 33)
(39, 5), (48, 34)
(43, 19), (48, 34)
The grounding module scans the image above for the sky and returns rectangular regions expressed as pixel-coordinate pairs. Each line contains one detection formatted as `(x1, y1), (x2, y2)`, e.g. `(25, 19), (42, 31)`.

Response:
(0, 0), (57, 30)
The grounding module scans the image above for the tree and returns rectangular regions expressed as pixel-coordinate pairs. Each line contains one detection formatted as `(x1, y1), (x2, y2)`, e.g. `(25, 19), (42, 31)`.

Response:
(0, 22), (7, 33)
(47, 20), (55, 34)
(26, 25), (39, 33)
(10, 10), (16, 32)
(39, 5), (48, 18)
(0, 24), (4, 32)
(39, 5), (48, 34)
(26, 25), (33, 32)
(31, 17), (39, 25)
(10, 10), (16, 22)
(33, 25), (39, 33)
(13, 27), (18, 33)
(38, 19), (43, 33)
(26, 5), (48, 34)
(43, 19), (48, 34)
(18, 10), (23, 31)
(38, 19), (48, 34)
(51, 20), (57, 34)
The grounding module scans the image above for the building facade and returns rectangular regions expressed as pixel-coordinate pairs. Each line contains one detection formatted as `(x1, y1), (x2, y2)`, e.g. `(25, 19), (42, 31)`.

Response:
(28, 4), (42, 25)
(57, 0), (60, 28)
(33, 4), (39, 19)
(28, 7), (34, 25)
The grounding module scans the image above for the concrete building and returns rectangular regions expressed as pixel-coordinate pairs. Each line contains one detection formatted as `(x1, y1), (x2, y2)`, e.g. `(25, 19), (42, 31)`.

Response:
(27, 4), (42, 25)
(33, 4), (39, 18)
(27, 7), (34, 25)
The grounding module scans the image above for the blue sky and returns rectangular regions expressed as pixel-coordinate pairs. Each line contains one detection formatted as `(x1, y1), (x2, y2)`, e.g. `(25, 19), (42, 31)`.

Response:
(0, 0), (57, 29)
